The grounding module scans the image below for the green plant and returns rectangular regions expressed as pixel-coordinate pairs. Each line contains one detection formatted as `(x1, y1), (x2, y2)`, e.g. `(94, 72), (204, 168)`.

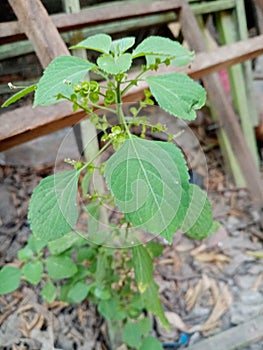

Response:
(1, 34), (219, 349)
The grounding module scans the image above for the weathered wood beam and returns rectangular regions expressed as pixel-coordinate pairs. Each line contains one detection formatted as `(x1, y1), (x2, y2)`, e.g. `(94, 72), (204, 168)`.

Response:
(187, 315), (263, 350)
(1, 34), (263, 152)
(179, 0), (263, 207)
(0, 0), (182, 44)
(8, 0), (69, 68)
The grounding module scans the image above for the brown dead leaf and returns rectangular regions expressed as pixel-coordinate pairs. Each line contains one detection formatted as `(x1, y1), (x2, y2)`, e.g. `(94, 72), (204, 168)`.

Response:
(201, 284), (232, 332)
(194, 252), (230, 263)
(164, 311), (191, 333)
(185, 274), (211, 311)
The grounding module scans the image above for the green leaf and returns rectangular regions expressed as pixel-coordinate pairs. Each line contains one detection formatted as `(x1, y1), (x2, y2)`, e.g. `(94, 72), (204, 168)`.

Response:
(138, 317), (151, 336)
(48, 231), (85, 255)
(146, 241), (164, 258)
(98, 298), (126, 320)
(1, 84), (36, 107)
(41, 280), (56, 303)
(97, 53), (132, 74)
(22, 261), (43, 285)
(34, 56), (94, 106)
(104, 137), (189, 241)
(67, 282), (90, 303)
(140, 336), (163, 350)
(18, 245), (34, 261)
(27, 235), (47, 253)
(182, 184), (218, 239)
(0, 266), (22, 294)
(133, 245), (153, 293)
(122, 320), (142, 348)
(28, 170), (79, 241)
(132, 36), (194, 66)
(70, 33), (112, 53)
(147, 73), (206, 120)
(142, 281), (170, 329)
(110, 37), (135, 54)
(46, 255), (77, 279)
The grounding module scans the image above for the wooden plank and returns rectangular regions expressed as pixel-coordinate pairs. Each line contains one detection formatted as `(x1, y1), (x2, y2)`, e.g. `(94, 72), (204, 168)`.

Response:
(0, 0), (182, 43)
(190, 0), (235, 15)
(0, 12), (177, 61)
(1, 34), (263, 152)
(216, 10), (259, 165)
(8, 0), (69, 68)
(179, 0), (263, 207)
(186, 315), (263, 350)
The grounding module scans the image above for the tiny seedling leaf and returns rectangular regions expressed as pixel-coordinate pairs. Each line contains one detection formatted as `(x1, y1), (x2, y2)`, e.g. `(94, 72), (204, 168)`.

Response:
(140, 336), (163, 350)
(22, 260), (43, 285)
(0, 266), (22, 294)
(41, 280), (56, 303)
(122, 320), (142, 348)
(28, 170), (79, 241)
(46, 255), (77, 279)
(147, 73), (206, 120)
(67, 282), (90, 303)
(1, 84), (36, 107)
(34, 56), (94, 106)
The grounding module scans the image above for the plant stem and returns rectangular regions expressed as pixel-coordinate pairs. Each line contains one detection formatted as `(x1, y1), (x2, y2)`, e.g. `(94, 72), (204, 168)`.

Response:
(78, 139), (112, 173)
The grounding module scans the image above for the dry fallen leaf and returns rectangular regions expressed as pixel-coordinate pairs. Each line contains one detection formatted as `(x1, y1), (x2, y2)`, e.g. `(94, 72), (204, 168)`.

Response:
(246, 250), (263, 259)
(194, 252), (230, 263)
(201, 284), (233, 332)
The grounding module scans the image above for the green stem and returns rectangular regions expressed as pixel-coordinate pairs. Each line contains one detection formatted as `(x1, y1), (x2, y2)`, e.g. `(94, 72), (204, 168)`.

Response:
(115, 78), (131, 136)
(78, 139), (112, 173)
(121, 69), (148, 97)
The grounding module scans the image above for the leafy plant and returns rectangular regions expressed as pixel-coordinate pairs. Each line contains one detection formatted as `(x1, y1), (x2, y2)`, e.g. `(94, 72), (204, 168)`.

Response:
(1, 34), (219, 349)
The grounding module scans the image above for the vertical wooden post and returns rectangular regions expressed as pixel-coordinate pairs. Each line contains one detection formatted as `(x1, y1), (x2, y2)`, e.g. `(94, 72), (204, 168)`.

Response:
(179, 0), (263, 208)
(8, 0), (69, 68)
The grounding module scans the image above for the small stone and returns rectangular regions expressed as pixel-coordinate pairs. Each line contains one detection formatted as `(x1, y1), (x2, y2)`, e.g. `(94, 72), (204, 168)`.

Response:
(239, 290), (263, 305)
(234, 274), (258, 290)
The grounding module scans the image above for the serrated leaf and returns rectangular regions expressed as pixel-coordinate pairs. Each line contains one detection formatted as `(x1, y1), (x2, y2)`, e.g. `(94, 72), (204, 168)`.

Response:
(182, 184), (218, 239)
(48, 231), (85, 255)
(147, 73), (206, 120)
(0, 266), (22, 294)
(132, 36), (194, 66)
(22, 261), (43, 285)
(28, 170), (79, 241)
(133, 245), (153, 293)
(110, 37), (135, 54)
(67, 282), (90, 303)
(104, 137), (189, 241)
(140, 336), (163, 350)
(1, 84), (36, 107)
(41, 280), (56, 303)
(34, 56), (94, 106)
(70, 33), (112, 53)
(141, 281), (170, 329)
(122, 321), (142, 348)
(97, 53), (132, 74)
(46, 255), (77, 279)
(98, 298), (126, 320)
